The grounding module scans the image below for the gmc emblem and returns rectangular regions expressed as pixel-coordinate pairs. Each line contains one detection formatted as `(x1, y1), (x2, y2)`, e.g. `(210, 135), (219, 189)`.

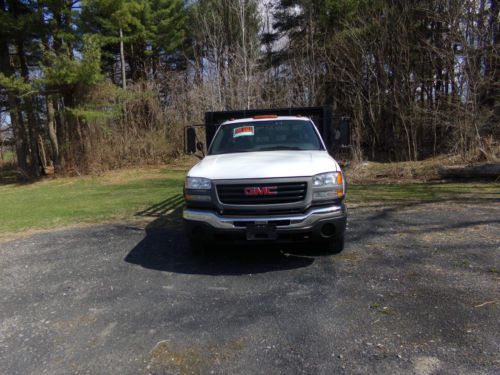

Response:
(244, 186), (278, 196)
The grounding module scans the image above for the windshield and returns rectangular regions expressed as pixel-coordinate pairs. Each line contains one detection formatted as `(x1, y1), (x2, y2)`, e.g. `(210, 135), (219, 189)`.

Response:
(208, 120), (324, 155)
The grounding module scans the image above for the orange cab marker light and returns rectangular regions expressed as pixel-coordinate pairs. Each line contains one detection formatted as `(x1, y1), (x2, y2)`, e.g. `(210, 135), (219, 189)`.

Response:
(253, 115), (278, 119)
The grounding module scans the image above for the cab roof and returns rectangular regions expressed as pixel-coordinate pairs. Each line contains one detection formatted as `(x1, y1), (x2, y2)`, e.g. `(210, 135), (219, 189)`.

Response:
(221, 116), (311, 126)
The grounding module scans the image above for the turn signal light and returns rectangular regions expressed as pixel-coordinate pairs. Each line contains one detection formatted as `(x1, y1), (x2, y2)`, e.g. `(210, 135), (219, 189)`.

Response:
(336, 172), (343, 185)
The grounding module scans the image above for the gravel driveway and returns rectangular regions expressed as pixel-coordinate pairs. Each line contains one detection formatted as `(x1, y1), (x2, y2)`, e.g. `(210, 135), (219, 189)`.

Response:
(0, 200), (499, 374)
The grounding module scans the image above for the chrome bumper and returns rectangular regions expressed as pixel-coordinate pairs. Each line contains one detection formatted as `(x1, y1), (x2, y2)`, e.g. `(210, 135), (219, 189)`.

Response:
(183, 205), (345, 230)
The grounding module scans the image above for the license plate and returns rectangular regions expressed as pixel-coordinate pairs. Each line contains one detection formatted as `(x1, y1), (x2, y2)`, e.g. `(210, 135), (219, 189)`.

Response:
(246, 223), (277, 240)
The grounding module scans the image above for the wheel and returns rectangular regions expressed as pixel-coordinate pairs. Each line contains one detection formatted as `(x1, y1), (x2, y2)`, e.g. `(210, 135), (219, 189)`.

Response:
(324, 233), (345, 254)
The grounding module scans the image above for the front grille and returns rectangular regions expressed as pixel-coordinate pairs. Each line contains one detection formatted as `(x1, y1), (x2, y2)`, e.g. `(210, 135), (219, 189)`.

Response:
(217, 182), (307, 205)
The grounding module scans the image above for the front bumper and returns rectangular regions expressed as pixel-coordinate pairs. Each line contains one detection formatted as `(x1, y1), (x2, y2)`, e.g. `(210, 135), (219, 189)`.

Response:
(183, 204), (347, 242)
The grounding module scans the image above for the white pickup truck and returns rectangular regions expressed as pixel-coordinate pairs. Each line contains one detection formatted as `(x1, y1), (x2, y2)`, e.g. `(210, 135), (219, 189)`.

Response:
(183, 114), (347, 254)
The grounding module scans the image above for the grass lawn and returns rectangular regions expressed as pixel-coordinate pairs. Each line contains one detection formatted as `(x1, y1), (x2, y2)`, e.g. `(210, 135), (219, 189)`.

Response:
(0, 167), (498, 237)
(0, 168), (185, 236)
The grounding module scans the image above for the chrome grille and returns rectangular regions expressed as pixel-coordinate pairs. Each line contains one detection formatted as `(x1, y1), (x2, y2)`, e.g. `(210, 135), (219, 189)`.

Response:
(217, 182), (307, 205)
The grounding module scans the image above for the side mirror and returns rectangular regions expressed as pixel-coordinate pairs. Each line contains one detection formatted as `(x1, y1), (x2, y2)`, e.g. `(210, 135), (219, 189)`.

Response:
(185, 127), (197, 154)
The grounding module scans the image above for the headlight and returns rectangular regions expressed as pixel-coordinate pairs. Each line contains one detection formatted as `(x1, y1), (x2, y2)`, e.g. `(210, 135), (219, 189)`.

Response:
(185, 177), (211, 190)
(312, 172), (343, 187)
(312, 172), (344, 200)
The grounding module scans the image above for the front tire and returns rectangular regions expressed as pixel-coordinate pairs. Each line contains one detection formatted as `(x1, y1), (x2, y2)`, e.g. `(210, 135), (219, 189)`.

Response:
(324, 233), (345, 254)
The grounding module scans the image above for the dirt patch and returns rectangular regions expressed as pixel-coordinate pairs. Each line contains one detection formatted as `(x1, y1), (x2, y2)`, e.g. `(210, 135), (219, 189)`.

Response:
(413, 356), (442, 375)
(144, 339), (245, 375)
(345, 155), (463, 183)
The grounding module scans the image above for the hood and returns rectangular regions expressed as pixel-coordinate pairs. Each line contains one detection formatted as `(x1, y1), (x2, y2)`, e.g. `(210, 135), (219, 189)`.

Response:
(188, 151), (340, 180)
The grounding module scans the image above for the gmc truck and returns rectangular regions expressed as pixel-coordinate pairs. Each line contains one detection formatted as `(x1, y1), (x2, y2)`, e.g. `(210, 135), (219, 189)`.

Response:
(183, 107), (348, 254)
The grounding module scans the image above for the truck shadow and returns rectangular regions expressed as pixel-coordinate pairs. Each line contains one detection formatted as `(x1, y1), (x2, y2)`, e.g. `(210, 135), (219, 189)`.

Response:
(124, 230), (315, 275)
(135, 194), (185, 218)
(125, 197), (316, 275)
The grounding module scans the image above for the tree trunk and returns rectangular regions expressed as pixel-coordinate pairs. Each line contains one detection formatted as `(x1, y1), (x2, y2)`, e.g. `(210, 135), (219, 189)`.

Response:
(1, 0), (30, 173)
(17, 40), (41, 177)
(119, 27), (127, 90)
(0, 61), (29, 171)
(46, 95), (60, 169)
(8, 97), (30, 172)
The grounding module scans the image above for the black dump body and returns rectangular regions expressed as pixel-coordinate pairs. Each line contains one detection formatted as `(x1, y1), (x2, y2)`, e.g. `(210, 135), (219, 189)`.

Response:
(204, 106), (349, 153)
(184, 106), (350, 158)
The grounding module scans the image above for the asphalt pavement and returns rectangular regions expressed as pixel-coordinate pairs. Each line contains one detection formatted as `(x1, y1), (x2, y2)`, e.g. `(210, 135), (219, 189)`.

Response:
(0, 200), (499, 374)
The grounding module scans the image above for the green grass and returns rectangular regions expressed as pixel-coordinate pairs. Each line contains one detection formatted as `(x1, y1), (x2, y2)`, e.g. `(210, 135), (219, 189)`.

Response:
(0, 167), (498, 236)
(0, 169), (185, 235)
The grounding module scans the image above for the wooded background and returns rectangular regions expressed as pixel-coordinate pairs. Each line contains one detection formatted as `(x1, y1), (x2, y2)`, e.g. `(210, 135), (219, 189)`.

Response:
(0, 0), (498, 177)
